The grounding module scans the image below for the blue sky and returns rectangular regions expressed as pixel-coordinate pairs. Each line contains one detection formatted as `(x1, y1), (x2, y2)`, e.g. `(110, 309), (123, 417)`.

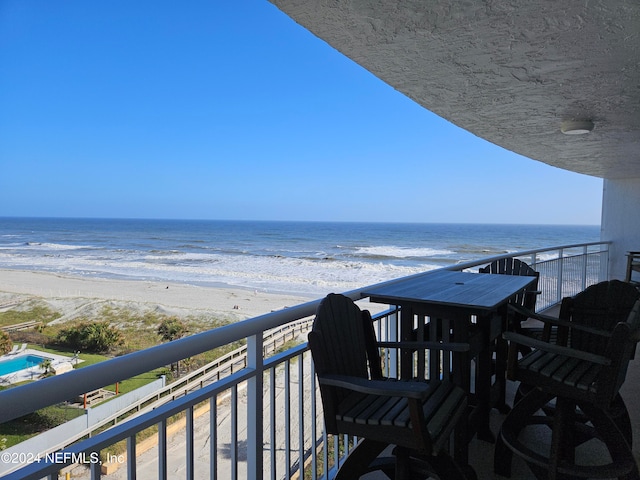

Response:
(0, 1), (603, 225)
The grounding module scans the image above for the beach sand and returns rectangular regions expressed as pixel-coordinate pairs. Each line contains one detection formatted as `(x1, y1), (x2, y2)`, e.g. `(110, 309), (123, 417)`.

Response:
(0, 269), (315, 324)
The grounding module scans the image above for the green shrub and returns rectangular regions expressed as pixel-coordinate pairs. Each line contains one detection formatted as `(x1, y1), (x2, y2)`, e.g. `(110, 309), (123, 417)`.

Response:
(56, 322), (124, 353)
(157, 317), (188, 342)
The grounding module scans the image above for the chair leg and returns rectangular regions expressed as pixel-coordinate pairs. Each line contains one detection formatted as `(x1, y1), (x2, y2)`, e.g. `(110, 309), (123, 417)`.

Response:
(391, 448), (475, 480)
(494, 388), (554, 478)
(515, 387), (633, 449)
(394, 447), (411, 480)
(610, 393), (633, 448)
(578, 401), (640, 480)
(498, 388), (640, 480)
(335, 439), (389, 480)
(548, 397), (577, 480)
(427, 452), (476, 480)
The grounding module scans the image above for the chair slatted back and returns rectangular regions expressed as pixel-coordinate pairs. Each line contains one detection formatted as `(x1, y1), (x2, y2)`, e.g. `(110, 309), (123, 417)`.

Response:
(566, 280), (640, 356)
(516, 280), (640, 407)
(606, 300), (640, 404)
(479, 257), (539, 311)
(308, 294), (381, 431)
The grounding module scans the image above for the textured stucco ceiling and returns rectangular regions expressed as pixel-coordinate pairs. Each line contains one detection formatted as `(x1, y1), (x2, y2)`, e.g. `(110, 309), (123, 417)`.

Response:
(270, 0), (640, 179)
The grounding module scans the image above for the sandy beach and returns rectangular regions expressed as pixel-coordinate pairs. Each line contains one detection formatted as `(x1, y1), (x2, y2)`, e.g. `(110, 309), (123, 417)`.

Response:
(0, 269), (314, 324)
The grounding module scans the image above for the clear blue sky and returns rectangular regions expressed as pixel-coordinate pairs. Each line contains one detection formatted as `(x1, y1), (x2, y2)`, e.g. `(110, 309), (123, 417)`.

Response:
(0, 1), (602, 225)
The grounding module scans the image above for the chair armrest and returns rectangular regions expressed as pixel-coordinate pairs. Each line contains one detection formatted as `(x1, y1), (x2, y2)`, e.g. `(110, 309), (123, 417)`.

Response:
(508, 304), (558, 323)
(508, 304), (613, 338)
(503, 332), (611, 366)
(318, 374), (434, 400)
(376, 341), (470, 352)
(509, 304), (563, 323)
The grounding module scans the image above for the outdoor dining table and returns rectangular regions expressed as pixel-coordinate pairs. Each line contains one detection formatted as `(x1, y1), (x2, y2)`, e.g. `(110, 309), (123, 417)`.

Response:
(362, 268), (537, 464)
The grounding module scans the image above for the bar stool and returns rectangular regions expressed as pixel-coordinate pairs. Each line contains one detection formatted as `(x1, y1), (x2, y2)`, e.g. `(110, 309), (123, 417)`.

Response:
(494, 281), (640, 480)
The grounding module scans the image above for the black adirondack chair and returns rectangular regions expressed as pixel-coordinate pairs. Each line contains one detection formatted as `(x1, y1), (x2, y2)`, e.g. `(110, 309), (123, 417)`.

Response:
(494, 280), (640, 480)
(309, 293), (473, 480)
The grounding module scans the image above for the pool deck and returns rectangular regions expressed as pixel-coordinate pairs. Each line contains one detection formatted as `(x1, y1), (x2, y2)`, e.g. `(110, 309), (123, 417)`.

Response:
(0, 348), (79, 385)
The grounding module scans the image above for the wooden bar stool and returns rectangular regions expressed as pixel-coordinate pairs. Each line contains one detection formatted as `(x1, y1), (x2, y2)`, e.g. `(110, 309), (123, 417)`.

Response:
(309, 293), (475, 480)
(494, 280), (640, 480)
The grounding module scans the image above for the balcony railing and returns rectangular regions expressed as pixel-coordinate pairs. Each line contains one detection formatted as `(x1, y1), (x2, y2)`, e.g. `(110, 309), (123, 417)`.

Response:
(0, 241), (609, 480)
(450, 241), (609, 311)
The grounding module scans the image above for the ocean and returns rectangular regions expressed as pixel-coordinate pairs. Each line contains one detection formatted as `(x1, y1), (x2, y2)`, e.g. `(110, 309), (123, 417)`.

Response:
(0, 218), (600, 297)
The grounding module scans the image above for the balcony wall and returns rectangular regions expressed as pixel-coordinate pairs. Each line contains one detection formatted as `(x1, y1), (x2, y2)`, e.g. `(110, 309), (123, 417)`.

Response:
(602, 178), (640, 281)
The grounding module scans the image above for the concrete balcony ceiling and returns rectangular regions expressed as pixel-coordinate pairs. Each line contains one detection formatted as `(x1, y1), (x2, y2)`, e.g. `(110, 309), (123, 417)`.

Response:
(270, 0), (640, 179)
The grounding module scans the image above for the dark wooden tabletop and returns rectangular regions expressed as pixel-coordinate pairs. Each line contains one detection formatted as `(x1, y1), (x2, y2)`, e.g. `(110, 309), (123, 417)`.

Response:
(363, 269), (537, 312)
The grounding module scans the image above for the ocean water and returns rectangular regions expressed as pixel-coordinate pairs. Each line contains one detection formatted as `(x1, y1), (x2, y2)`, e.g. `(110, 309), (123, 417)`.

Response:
(0, 218), (600, 297)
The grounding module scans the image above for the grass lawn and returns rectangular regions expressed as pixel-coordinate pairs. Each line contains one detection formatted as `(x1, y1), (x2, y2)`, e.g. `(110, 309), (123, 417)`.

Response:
(31, 344), (168, 395)
(0, 345), (166, 448)
(1, 305), (235, 450)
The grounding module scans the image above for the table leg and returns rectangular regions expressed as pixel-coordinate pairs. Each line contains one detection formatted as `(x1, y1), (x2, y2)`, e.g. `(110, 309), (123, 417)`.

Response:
(475, 335), (496, 442)
(400, 305), (415, 380)
(464, 313), (496, 443)
(494, 333), (510, 413)
(452, 315), (471, 464)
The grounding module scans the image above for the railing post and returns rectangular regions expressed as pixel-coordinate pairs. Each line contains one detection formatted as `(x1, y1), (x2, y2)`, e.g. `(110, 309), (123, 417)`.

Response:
(247, 333), (264, 480)
(556, 248), (564, 303)
(186, 407), (194, 479)
(581, 245), (588, 291)
(389, 308), (399, 378)
(601, 244), (610, 281)
(159, 419), (167, 480)
(310, 361), (318, 480)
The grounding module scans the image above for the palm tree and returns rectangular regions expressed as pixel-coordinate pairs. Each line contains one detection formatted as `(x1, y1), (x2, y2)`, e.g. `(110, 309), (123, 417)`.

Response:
(157, 318), (187, 342)
(157, 318), (188, 375)
(39, 359), (56, 378)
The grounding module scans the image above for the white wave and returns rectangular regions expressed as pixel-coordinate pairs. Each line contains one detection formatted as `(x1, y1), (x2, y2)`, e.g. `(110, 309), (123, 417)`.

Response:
(26, 242), (91, 251)
(535, 252), (562, 262)
(0, 250), (440, 296)
(355, 245), (454, 258)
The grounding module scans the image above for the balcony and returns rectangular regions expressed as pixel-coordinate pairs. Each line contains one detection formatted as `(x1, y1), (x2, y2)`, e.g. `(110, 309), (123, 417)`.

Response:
(2, 241), (632, 480)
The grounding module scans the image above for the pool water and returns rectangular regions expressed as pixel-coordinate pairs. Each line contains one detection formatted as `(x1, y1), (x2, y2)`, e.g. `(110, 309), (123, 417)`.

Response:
(0, 354), (48, 376)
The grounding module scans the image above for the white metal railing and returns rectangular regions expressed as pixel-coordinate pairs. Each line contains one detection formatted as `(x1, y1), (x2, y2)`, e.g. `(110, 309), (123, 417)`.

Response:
(0, 241), (610, 480)
(448, 241), (609, 311)
(0, 319), (315, 476)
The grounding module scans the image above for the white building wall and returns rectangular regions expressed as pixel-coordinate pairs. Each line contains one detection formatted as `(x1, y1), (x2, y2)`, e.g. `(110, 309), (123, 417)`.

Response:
(601, 178), (640, 281)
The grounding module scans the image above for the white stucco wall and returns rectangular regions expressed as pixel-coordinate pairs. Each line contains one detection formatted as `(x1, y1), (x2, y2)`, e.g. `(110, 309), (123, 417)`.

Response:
(601, 178), (640, 281)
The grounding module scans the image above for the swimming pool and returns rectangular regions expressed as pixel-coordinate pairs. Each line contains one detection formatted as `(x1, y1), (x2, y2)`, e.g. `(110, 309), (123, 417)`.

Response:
(0, 354), (48, 376)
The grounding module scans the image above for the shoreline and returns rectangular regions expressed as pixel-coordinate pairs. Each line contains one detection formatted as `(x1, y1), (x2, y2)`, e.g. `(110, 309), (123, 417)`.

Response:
(0, 269), (315, 323)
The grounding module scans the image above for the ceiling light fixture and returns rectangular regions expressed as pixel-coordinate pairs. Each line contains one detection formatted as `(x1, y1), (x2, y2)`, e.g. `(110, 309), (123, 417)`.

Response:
(561, 120), (594, 135)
